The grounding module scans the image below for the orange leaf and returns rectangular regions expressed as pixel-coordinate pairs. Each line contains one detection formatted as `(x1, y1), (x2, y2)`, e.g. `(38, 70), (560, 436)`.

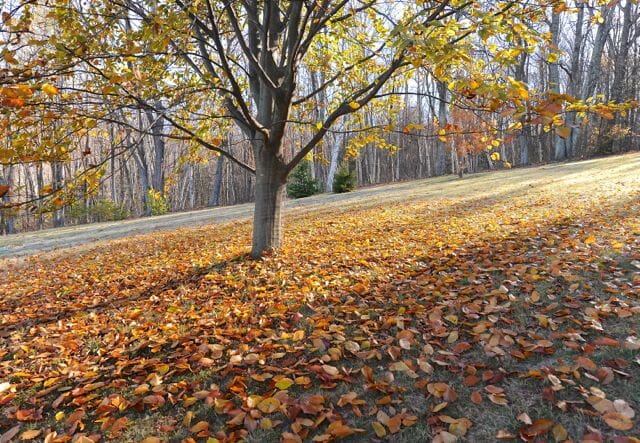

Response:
(19, 430), (41, 441)
(387, 415), (402, 434)
(556, 126), (571, 139)
(190, 421), (209, 433)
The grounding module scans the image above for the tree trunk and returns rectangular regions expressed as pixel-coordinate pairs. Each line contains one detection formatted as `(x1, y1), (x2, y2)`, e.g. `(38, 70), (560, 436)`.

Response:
(145, 105), (166, 194)
(548, 11), (565, 160)
(209, 155), (225, 207)
(575, 5), (613, 156)
(251, 146), (286, 258)
(0, 167), (16, 235)
(436, 81), (448, 176)
(564, 0), (584, 157)
(325, 138), (341, 192)
(609, 0), (633, 153)
(51, 161), (65, 228)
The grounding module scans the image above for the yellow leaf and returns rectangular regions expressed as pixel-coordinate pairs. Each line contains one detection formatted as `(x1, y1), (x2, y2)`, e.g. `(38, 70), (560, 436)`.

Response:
(55, 411), (65, 421)
(41, 83), (59, 96)
(183, 410), (194, 426)
(275, 378), (294, 390)
(257, 397), (281, 413)
(584, 235), (596, 244)
(372, 421), (387, 437)
(348, 101), (360, 110)
(445, 315), (458, 324)
(247, 395), (263, 408)
(316, 122), (322, 130)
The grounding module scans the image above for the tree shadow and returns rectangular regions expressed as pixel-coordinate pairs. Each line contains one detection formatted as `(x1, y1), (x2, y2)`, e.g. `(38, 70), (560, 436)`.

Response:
(0, 253), (250, 337)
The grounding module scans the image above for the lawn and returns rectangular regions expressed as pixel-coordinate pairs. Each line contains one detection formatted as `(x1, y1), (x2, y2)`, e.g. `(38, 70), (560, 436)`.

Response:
(1, 154), (640, 442)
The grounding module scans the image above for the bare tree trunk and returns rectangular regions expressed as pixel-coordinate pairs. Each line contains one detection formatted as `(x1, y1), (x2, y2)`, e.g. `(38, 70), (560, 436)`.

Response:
(51, 161), (65, 227)
(251, 143), (287, 258)
(209, 155), (225, 207)
(325, 138), (341, 192)
(548, 11), (566, 160)
(145, 105), (167, 194)
(576, 5), (613, 155)
(610, 0), (633, 153)
(0, 166), (16, 234)
(565, 0), (585, 157)
(515, 49), (531, 165)
(436, 81), (448, 175)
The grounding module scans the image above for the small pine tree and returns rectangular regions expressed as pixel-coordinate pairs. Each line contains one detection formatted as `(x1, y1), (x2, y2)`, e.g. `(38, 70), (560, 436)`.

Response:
(332, 161), (357, 193)
(287, 159), (320, 198)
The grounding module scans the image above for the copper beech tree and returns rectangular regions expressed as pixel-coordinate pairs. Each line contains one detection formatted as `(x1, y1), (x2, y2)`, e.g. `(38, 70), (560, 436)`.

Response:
(1, 0), (634, 256)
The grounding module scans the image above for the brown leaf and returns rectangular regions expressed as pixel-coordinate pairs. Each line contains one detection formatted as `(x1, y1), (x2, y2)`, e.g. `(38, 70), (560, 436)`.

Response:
(551, 424), (568, 442)
(602, 411), (634, 431)
(326, 420), (363, 438)
(522, 418), (554, 437)
(190, 421), (209, 433)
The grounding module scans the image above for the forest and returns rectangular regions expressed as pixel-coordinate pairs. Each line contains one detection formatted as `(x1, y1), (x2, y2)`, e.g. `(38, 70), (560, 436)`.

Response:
(1, 0), (640, 442)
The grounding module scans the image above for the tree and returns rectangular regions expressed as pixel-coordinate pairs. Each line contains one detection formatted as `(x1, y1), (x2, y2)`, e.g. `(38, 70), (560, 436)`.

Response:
(287, 159), (319, 199)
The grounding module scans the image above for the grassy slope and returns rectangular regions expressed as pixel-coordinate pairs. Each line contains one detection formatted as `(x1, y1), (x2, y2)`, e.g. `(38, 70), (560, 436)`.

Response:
(1, 153), (640, 442)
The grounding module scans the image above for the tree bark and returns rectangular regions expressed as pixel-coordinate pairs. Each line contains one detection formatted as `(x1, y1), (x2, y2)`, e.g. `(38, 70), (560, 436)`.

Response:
(436, 81), (448, 175)
(209, 155), (225, 207)
(548, 11), (565, 160)
(51, 161), (65, 228)
(609, 0), (633, 153)
(251, 145), (287, 258)
(564, 0), (585, 157)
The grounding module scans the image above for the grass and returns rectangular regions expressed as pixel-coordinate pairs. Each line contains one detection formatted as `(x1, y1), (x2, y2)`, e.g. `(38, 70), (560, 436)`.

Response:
(1, 153), (640, 441)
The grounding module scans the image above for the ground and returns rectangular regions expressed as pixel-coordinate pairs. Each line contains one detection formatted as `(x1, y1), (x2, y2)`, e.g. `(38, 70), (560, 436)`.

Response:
(1, 153), (639, 442)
